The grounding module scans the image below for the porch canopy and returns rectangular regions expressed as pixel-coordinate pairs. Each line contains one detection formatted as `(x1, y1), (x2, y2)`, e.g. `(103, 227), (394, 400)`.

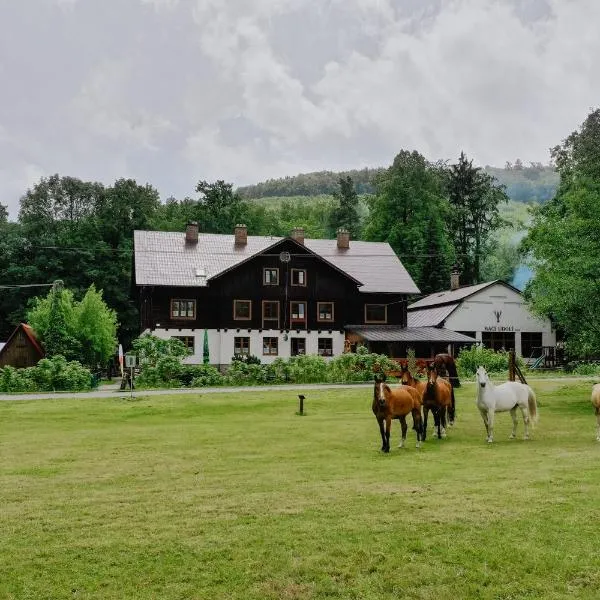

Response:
(345, 325), (477, 358)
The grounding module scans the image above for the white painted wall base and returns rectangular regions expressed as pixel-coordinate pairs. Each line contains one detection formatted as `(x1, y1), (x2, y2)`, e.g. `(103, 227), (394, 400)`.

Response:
(149, 328), (345, 366)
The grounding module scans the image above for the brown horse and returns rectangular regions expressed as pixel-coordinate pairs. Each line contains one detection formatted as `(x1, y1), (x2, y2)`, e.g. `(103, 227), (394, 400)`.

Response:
(434, 353), (461, 388)
(421, 364), (454, 441)
(401, 365), (443, 439)
(372, 375), (423, 452)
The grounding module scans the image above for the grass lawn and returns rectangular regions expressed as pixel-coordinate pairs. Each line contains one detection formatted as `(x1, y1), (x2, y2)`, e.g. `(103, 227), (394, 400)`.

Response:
(1, 380), (600, 599)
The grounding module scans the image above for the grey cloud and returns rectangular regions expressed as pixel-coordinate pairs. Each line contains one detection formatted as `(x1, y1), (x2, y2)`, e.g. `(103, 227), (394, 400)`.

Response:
(0, 0), (598, 217)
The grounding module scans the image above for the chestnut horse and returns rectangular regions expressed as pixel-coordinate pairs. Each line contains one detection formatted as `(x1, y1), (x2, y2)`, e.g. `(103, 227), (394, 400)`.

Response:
(434, 353), (461, 388)
(422, 364), (454, 441)
(400, 365), (444, 437)
(592, 383), (600, 441)
(372, 375), (423, 452)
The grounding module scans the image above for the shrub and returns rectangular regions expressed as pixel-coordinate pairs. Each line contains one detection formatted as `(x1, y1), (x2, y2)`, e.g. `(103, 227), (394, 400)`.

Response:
(231, 354), (261, 365)
(457, 346), (524, 378)
(188, 365), (223, 387)
(0, 356), (92, 393)
(288, 355), (328, 384)
(567, 361), (600, 376)
(327, 352), (398, 383)
(225, 361), (268, 385)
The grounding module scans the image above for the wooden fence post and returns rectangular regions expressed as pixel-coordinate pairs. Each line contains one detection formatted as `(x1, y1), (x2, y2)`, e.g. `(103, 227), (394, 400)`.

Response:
(509, 350), (516, 382)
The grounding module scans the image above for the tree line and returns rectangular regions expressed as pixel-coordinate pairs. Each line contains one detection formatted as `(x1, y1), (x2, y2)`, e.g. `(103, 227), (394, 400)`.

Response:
(0, 150), (511, 351)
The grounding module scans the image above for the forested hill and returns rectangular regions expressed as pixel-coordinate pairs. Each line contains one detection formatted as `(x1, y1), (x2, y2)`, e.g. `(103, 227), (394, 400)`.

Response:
(237, 163), (559, 204)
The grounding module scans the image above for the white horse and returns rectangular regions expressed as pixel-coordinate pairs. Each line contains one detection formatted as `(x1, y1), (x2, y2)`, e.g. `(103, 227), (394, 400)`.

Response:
(475, 366), (538, 443)
(592, 383), (600, 441)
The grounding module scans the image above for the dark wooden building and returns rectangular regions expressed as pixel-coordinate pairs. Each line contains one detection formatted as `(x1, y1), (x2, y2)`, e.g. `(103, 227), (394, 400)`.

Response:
(0, 323), (45, 368)
(133, 224), (475, 365)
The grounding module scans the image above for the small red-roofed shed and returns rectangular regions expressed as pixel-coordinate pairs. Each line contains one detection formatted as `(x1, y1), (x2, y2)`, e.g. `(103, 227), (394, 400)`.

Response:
(0, 323), (45, 369)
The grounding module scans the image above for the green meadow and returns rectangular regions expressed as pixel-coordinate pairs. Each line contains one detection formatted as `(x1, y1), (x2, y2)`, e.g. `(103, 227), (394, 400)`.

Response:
(1, 380), (599, 599)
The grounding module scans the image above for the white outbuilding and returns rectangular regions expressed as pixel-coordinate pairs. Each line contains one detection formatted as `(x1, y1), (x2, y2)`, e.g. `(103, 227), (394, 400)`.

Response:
(408, 278), (558, 366)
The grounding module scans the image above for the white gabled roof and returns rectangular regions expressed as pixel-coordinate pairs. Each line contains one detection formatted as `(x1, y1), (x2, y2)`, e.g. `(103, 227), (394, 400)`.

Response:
(408, 280), (521, 310)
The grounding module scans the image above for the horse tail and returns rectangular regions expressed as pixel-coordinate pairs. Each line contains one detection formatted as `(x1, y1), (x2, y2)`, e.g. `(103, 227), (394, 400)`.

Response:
(527, 386), (539, 425)
(446, 358), (461, 388)
(449, 385), (456, 423)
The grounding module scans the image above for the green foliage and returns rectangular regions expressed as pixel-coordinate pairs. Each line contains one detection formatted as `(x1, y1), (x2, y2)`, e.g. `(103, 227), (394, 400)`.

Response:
(28, 285), (80, 361)
(0, 202), (7, 223)
(194, 180), (245, 234)
(364, 150), (454, 293)
(446, 152), (509, 285)
(231, 354), (262, 365)
(565, 361), (600, 376)
(0, 355), (92, 393)
(327, 352), (398, 383)
(523, 109), (600, 357)
(237, 168), (380, 198)
(456, 346), (523, 377)
(287, 355), (328, 384)
(27, 283), (117, 368)
(132, 334), (189, 367)
(328, 176), (361, 238)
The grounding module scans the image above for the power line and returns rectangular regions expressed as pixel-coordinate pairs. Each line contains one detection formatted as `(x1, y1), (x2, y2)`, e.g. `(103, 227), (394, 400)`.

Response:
(0, 283), (55, 290)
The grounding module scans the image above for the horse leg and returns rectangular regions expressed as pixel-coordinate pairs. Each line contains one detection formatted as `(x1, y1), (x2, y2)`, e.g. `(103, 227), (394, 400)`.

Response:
(520, 405), (530, 440)
(449, 387), (456, 426)
(440, 406), (447, 439)
(486, 408), (495, 443)
(385, 416), (392, 452)
(422, 406), (429, 442)
(509, 407), (518, 439)
(596, 409), (600, 441)
(377, 417), (386, 452)
(412, 408), (422, 448)
(399, 416), (408, 448)
(479, 408), (489, 440)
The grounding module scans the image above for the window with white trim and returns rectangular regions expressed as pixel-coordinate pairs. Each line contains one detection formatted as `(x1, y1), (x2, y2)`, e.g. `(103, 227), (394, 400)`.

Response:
(291, 269), (306, 286)
(234, 337), (250, 356)
(317, 302), (334, 322)
(171, 299), (196, 320)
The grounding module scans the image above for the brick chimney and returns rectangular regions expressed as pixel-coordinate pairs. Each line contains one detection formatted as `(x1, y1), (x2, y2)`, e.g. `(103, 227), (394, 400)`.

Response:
(450, 266), (460, 291)
(185, 221), (199, 244)
(234, 224), (248, 246)
(291, 227), (305, 245)
(336, 228), (350, 249)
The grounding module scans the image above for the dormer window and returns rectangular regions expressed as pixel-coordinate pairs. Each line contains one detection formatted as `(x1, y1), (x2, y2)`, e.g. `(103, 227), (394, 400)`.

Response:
(291, 269), (306, 286)
(263, 268), (279, 286)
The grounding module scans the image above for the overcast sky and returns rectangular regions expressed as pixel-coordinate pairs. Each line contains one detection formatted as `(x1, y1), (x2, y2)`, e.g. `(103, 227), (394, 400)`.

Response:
(1, 0), (599, 217)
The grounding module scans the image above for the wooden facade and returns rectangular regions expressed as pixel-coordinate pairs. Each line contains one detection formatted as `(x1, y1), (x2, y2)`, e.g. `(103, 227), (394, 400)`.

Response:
(0, 324), (45, 368)
(139, 238), (408, 333)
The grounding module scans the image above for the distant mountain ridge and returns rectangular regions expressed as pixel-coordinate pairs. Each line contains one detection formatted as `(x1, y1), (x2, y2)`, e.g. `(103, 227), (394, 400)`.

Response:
(237, 164), (560, 204)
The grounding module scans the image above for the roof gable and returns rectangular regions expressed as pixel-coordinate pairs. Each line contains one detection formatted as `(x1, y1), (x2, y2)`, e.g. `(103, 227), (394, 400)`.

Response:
(408, 280), (521, 310)
(0, 323), (45, 364)
(134, 230), (420, 294)
(208, 237), (363, 286)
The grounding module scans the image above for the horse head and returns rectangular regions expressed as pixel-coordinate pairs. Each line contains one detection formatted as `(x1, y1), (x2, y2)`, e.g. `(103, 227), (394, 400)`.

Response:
(373, 377), (389, 408)
(427, 363), (438, 390)
(400, 364), (411, 386)
(476, 366), (488, 389)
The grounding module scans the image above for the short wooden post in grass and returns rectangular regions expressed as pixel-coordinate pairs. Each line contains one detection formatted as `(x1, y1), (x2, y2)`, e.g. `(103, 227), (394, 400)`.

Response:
(298, 394), (305, 415)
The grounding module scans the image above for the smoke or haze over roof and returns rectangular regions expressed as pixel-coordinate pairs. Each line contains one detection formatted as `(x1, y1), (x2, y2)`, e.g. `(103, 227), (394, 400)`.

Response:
(2, 0), (598, 217)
